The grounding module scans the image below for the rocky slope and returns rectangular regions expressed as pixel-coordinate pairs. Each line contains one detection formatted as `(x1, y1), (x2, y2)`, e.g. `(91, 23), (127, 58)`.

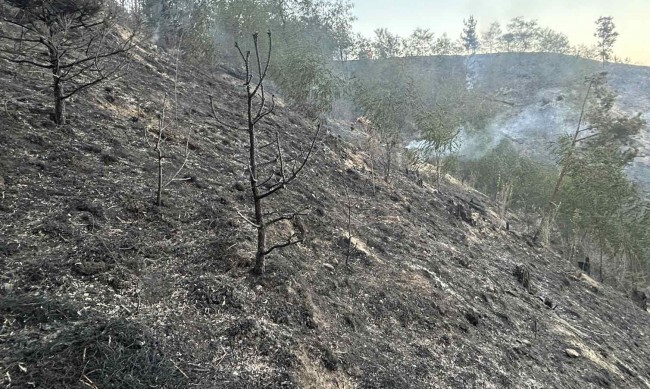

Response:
(0, 39), (649, 388)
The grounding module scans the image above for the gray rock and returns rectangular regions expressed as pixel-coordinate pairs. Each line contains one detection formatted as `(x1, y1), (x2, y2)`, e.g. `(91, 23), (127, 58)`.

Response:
(565, 348), (580, 358)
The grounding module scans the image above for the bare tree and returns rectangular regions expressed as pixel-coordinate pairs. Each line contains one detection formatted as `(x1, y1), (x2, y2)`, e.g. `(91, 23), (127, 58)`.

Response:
(0, 0), (135, 124)
(145, 94), (191, 207)
(344, 185), (353, 266)
(210, 31), (320, 275)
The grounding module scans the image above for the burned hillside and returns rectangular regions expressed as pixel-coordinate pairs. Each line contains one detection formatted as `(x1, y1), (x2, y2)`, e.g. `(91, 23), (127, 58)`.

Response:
(1, 7), (650, 389)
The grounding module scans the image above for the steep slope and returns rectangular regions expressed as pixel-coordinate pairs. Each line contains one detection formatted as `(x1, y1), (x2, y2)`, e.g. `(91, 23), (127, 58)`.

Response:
(1, 41), (649, 389)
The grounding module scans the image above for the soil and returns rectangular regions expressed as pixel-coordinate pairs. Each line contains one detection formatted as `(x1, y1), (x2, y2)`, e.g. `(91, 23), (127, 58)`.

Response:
(0, 35), (649, 388)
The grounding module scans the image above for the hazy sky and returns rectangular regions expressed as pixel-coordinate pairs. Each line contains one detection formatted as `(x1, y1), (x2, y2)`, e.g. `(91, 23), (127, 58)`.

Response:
(352, 0), (650, 65)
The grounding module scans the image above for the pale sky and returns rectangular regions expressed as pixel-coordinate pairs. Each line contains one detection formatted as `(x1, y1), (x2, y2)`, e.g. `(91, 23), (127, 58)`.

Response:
(352, 0), (650, 65)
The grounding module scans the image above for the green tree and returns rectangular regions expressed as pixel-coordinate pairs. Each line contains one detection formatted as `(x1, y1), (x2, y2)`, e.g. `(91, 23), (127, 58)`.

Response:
(536, 28), (571, 54)
(372, 28), (403, 58)
(272, 40), (342, 115)
(320, 0), (356, 61)
(506, 17), (539, 52)
(594, 16), (619, 67)
(351, 33), (373, 60)
(353, 60), (411, 181)
(414, 110), (461, 187)
(572, 43), (598, 60)
(404, 28), (434, 57)
(558, 145), (637, 281)
(499, 32), (515, 52)
(456, 140), (557, 215)
(535, 73), (644, 243)
(481, 22), (502, 53)
(213, 0), (353, 115)
(432, 33), (456, 55)
(461, 15), (480, 54)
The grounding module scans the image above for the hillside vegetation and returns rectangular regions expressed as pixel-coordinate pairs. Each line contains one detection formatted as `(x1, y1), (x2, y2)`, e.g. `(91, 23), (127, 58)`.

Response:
(1, 1), (649, 388)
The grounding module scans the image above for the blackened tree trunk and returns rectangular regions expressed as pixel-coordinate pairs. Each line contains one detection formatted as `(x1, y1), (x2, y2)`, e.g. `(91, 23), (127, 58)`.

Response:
(248, 83), (267, 275)
(212, 32), (319, 276)
(0, 1), (134, 126)
(50, 48), (65, 125)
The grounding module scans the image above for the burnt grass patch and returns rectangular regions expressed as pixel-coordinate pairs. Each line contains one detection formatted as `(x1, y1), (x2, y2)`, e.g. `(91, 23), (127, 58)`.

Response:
(1, 295), (185, 389)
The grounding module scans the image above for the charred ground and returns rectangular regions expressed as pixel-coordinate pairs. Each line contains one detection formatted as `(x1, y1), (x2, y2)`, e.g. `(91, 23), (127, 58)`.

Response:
(0, 38), (649, 388)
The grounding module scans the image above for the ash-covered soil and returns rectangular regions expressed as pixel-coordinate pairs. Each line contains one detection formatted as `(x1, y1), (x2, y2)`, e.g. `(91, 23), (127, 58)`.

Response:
(0, 39), (649, 389)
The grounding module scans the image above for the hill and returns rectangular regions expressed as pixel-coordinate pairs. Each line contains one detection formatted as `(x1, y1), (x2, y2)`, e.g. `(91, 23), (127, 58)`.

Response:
(345, 53), (650, 191)
(1, 38), (649, 388)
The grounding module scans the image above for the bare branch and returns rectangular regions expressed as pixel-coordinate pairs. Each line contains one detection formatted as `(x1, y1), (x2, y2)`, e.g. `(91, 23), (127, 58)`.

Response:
(257, 123), (321, 200)
(263, 234), (303, 256)
(576, 126), (597, 135)
(253, 94), (276, 125)
(234, 42), (252, 85)
(0, 54), (52, 68)
(237, 209), (261, 228)
(251, 31), (272, 97)
(265, 209), (309, 227)
(276, 132), (286, 188)
(575, 133), (600, 143)
(209, 94), (244, 131)
(163, 135), (191, 188)
(60, 59), (127, 100)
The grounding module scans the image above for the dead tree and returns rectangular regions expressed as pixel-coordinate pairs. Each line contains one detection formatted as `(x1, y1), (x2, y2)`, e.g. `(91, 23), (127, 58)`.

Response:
(0, 0), (135, 124)
(210, 31), (320, 275)
(344, 185), (352, 266)
(145, 94), (190, 207)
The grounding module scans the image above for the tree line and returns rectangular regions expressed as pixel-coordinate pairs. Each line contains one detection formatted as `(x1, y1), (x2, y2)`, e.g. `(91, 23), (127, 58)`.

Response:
(352, 16), (625, 66)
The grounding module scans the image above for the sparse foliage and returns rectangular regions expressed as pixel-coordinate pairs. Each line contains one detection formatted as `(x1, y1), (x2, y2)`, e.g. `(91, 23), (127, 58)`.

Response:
(572, 43), (598, 60)
(353, 61), (410, 182)
(414, 110), (461, 187)
(535, 73), (644, 244)
(431, 33), (459, 55)
(481, 22), (502, 53)
(536, 28), (570, 54)
(404, 28), (434, 57)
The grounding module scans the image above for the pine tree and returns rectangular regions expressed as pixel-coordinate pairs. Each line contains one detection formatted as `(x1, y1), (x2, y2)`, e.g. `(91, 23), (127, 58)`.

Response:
(461, 15), (480, 54)
(594, 16), (619, 67)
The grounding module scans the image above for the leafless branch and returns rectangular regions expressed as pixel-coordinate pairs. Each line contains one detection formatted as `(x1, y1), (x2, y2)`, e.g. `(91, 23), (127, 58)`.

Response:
(209, 95), (244, 131)
(236, 209), (260, 228)
(265, 209), (309, 227)
(575, 133), (600, 143)
(263, 234), (303, 256)
(257, 123), (321, 200)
